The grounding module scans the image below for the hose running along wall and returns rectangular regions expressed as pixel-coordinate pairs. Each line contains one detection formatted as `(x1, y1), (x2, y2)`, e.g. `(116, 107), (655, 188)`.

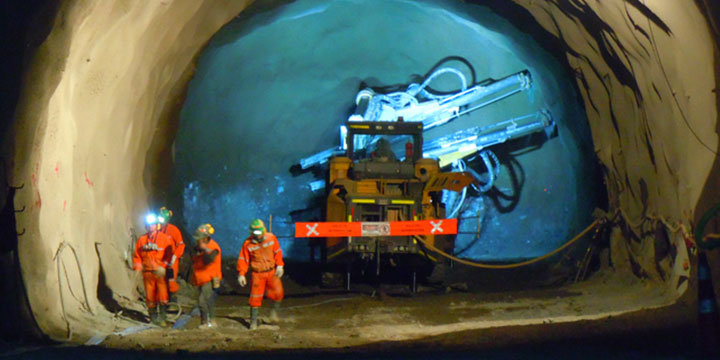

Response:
(2, 0), (718, 341)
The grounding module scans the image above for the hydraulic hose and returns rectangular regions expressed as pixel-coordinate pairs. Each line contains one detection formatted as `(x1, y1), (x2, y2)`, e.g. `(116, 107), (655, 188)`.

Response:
(447, 160), (468, 219)
(467, 150), (500, 193)
(407, 67), (468, 100)
(695, 202), (720, 250)
(168, 302), (183, 322)
(413, 219), (599, 269)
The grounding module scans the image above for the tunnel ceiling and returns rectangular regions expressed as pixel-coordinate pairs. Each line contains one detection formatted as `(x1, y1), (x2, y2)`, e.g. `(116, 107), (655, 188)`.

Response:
(4, 0), (718, 341)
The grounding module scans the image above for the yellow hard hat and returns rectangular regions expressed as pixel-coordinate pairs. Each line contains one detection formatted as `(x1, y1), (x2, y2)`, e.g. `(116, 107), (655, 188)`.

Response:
(193, 223), (215, 240)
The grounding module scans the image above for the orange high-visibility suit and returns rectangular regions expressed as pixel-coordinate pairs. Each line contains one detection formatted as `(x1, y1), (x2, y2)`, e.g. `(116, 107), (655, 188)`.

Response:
(133, 231), (174, 308)
(161, 223), (185, 293)
(236, 233), (284, 307)
(192, 239), (222, 286)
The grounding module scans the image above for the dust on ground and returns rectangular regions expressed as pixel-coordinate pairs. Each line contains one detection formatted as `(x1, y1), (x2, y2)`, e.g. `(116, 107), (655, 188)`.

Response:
(98, 268), (685, 354)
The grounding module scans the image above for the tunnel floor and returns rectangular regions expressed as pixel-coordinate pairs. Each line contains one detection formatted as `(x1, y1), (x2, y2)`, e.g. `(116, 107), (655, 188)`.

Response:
(84, 270), (682, 354)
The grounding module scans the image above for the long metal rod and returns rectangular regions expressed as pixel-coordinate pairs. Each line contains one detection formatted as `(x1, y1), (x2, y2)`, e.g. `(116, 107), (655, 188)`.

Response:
(412, 271), (417, 294)
(346, 264), (351, 291)
(376, 239), (381, 276)
(298, 70), (533, 169)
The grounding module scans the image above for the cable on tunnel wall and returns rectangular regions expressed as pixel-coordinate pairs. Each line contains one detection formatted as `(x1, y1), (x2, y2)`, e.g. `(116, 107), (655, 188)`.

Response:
(610, 207), (694, 248)
(418, 205), (696, 270)
(53, 241), (94, 341)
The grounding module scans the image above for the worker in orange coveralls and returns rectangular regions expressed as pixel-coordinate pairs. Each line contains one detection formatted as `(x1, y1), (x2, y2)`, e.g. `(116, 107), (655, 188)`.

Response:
(237, 219), (284, 330)
(157, 206), (184, 305)
(133, 213), (175, 327)
(191, 223), (222, 328)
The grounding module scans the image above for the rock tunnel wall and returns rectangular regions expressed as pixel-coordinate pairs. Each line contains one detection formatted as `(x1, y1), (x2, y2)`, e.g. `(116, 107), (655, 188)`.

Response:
(6, 0), (252, 340)
(515, 0), (718, 226)
(504, 0), (719, 283)
(3, 0), (717, 341)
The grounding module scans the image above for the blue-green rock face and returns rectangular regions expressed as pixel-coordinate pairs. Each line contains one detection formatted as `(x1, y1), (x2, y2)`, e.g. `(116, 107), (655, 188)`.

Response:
(172, 0), (599, 261)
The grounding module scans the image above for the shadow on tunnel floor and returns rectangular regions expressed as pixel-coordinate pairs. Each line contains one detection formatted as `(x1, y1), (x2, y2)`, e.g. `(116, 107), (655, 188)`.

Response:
(243, 257), (601, 298)
(0, 324), (704, 360)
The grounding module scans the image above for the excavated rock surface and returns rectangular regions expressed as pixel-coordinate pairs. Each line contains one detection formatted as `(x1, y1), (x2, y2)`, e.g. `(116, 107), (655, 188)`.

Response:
(4, 0), (717, 344)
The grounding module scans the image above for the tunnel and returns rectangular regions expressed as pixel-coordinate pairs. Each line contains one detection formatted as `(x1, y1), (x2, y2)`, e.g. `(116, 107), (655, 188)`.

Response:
(1, 0), (719, 357)
(173, 0), (600, 264)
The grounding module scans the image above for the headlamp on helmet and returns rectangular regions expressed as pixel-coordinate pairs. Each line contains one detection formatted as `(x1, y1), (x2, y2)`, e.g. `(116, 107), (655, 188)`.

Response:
(249, 219), (266, 239)
(145, 213), (161, 231)
(193, 223), (215, 240)
(145, 213), (158, 225)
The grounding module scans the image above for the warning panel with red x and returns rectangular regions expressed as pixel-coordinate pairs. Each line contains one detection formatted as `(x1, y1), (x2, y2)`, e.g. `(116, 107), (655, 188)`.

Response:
(294, 219), (457, 238)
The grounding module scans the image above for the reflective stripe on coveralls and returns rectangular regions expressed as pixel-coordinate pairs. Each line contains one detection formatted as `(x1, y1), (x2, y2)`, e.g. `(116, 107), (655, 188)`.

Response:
(133, 231), (174, 308)
(236, 233), (284, 274)
(249, 268), (284, 307)
(237, 233), (285, 307)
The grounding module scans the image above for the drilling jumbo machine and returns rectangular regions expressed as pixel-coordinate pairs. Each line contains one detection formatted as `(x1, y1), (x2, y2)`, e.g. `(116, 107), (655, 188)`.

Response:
(315, 120), (473, 289)
(295, 65), (555, 289)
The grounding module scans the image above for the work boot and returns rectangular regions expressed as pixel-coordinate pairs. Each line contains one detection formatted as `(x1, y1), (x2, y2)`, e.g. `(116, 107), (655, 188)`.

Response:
(168, 293), (179, 313)
(199, 311), (207, 327)
(149, 307), (159, 325)
(157, 304), (169, 328)
(268, 301), (281, 324)
(249, 307), (259, 330)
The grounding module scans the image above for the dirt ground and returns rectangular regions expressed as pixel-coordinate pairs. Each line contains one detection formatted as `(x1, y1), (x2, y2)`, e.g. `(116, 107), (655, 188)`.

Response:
(96, 267), (689, 354)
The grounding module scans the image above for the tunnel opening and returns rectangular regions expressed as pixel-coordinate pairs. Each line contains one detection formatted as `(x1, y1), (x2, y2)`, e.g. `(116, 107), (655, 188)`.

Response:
(2, 0), (716, 355)
(168, 0), (605, 292)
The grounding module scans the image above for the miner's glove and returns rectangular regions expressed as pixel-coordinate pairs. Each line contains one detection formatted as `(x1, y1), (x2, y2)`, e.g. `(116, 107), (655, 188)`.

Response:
(166, 268), (175, 280)
(275, 265), (284, 278)
(238, 275), (247, 287)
